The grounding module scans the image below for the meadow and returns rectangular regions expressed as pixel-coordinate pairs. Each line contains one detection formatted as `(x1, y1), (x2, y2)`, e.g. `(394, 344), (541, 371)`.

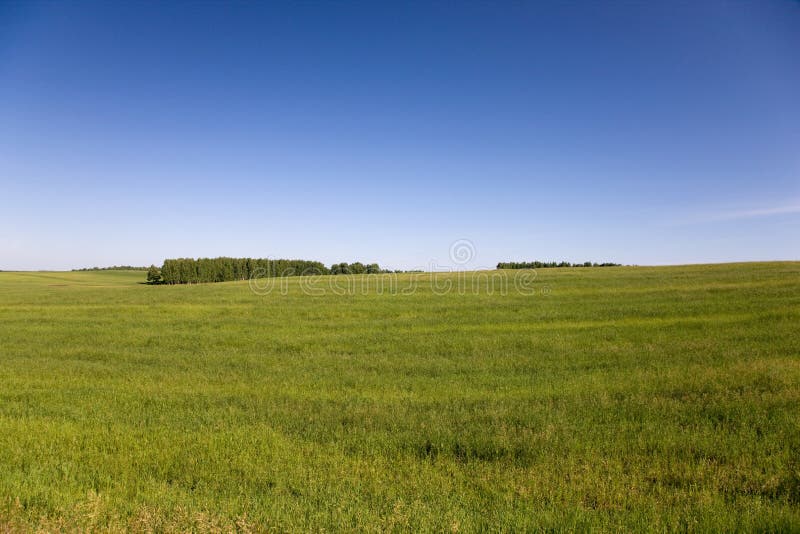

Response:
(0, 263), (798, 531)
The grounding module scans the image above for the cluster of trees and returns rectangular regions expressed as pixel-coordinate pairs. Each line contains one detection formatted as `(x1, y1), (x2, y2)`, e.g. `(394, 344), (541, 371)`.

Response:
(147, 257), (389, 284)
(329, 262), (383, 275)
(73, 265), (148, 271)
(497, 261), (622, 269)
(154, 257), (328, 284)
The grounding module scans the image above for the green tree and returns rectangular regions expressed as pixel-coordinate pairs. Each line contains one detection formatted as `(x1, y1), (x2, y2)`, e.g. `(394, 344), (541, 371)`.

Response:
(146, 265), (162, 284)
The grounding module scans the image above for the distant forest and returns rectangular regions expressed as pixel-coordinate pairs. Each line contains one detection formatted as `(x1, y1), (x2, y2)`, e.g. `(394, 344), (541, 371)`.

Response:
(146, 257), (625, 285)
(150, 258), (391, 284)
(73, 265), (148, 271)
(497, 261), (622, 269)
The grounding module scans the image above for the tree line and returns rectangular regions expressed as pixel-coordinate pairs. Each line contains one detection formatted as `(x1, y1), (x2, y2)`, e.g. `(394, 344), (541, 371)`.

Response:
(148, 258), (390, 284)
(330, 262), (382, 275)
(73, 265), (148, 271)
(497, 261), (621, 269)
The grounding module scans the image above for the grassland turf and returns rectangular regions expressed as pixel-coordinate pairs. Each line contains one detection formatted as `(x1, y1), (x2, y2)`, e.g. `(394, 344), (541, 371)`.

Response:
(0, 263), (798, 531)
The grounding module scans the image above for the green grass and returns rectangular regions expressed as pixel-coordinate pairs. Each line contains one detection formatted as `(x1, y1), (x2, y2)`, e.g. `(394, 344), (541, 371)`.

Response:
(0, 263), (799, 531)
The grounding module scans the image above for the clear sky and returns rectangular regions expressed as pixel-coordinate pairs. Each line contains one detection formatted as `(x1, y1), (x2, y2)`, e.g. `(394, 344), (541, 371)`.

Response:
(1, 1), (798, 270)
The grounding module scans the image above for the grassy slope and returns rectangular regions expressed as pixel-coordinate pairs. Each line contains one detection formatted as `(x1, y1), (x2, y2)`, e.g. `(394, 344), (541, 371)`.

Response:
(0, 264), (798, 531)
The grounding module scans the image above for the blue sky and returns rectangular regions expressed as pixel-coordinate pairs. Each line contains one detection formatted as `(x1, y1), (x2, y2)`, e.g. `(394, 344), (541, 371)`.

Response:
(1, 1), (798, 270)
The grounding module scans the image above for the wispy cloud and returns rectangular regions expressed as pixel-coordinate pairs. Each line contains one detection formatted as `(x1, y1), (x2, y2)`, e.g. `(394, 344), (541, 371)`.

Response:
(709, 204), (800, 221)
(671, 203), (800, 226)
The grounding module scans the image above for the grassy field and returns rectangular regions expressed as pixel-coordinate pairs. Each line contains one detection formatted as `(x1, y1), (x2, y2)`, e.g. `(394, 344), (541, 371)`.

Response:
(0, 263), (799, 531)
